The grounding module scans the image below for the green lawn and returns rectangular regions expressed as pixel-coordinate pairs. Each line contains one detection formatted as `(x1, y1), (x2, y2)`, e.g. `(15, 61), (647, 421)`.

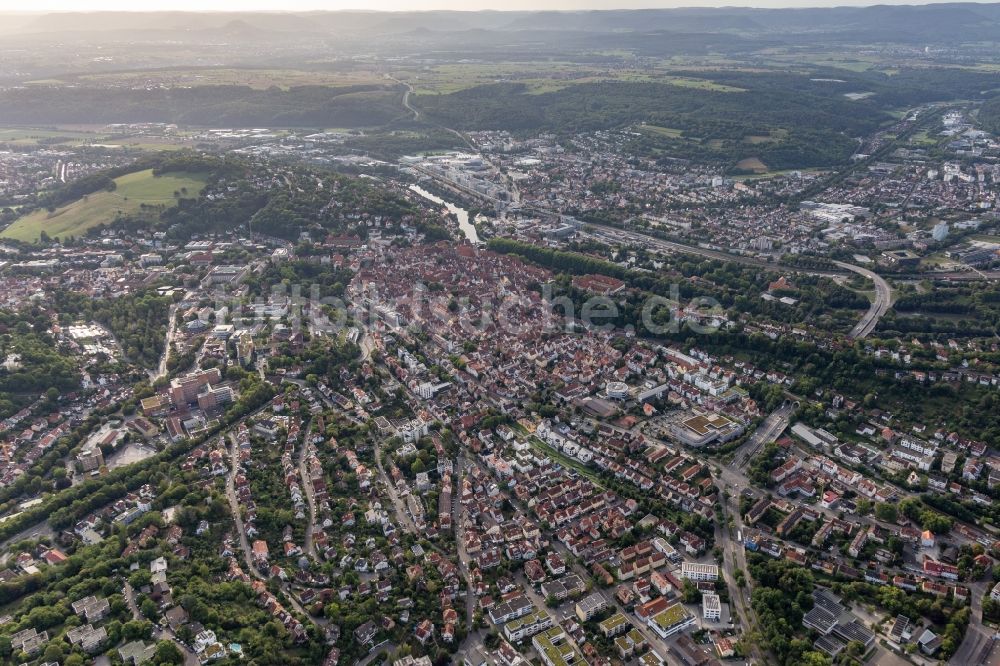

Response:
(641, 125), (685, 138)
(663, 75), (745, 92)
(736, 157), (769, 173)
(1, 168), (207, 242)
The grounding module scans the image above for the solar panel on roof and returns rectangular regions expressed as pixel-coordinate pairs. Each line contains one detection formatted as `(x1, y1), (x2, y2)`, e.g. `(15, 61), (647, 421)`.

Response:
(814, 634), (847, 656)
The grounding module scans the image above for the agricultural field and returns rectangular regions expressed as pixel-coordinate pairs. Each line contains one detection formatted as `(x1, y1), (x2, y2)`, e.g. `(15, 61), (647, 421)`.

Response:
(36, 67), (386, 90)
(394, 62), (746, 96)
(0, 126), (190, 151)
(1, 168), (206, 242)
(394, 62), (595, 95)
(735, 157), (769, 173)
(0, 127), (110, 147)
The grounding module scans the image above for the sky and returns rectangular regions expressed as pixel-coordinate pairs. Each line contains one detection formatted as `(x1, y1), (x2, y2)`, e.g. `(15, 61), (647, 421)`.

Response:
(0, 0), (987, 9)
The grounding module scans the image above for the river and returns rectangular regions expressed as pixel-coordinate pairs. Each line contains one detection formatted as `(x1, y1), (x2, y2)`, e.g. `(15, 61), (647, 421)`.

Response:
(409, 184), (480, 244)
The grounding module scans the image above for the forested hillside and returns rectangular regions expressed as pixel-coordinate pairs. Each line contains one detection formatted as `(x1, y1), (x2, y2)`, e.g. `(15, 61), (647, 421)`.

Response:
(980, 97), (1000, 135)
(414, 80), (888, 167)
(0, 85), (406, 127)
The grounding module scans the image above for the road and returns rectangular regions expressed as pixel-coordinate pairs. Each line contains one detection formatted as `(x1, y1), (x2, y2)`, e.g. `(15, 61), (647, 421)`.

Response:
(485, 447), (687, 662)
(699, 406), (794, 665)
(951, 623), (1000, 666)
(733, 402), (794, 470)
(360, 332), (376, 361)
(372, 426), (478, 631)
(224, 431), (328, 629)
(718, 434), (1000, 666)
(298, 419), (319, 561)
(387, 73), (481, 156)
(123, 580), (143, 618)
(224, 432), (260, 577)
(387, 75), (419, 122)
(546, 536), (681, 661)
(358, 640), (396, 666)
(401, 84), (419, 121)
(581, 225), (846, 278)
(901, 269), (1000, 282)
(124, 581), (200, 666)
(451, 453), (476, 627)
(835, 260), (892, 339)
(950, 580), (1000, 666)
(373, 440), (420, 536)
(562, 213), (895, 342)
(151, 297), (186, 382)
(344, 364), (482, 634)
(716, 485), (766, 666)
(0, 519), (53, 559)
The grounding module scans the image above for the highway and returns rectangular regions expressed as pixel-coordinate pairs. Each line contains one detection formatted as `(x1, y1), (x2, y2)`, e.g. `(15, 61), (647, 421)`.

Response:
(733, 402), (795, 470)
(389, 73), (480, 155)
(580, 225), (845, 278)
(387, 75), (419, 122)
(835, 260), (892, 339)
(580, 225), (895, 340)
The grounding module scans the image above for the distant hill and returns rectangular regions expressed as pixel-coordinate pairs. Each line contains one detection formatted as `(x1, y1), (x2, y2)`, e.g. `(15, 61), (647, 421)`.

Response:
(2, 4), (1000, 43)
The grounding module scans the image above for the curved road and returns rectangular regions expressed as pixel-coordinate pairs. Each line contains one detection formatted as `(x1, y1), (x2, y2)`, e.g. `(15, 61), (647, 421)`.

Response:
(390, 76), (420, 122)
(834, 260), (892, 340)
(124, 581), (200, 665)
(388, 74), (479, 154)
(392, 80), (905, 340)
(581, 224), (893, 340)
(225, 431), (327, 631)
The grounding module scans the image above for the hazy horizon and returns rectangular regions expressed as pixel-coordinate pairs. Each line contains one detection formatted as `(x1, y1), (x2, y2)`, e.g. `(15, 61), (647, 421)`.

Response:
(2, 0), (999, 11)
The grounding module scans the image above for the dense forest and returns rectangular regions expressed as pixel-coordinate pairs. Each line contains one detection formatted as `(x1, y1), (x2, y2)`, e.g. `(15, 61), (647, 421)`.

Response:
(340, 129), (465, 159)
(37, 172), (116, 212)
(980, 97), (1000, 136)
(677, 67), (1000, 110)
(416, 80), (887, 134)
(0, 85), (406, 127)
